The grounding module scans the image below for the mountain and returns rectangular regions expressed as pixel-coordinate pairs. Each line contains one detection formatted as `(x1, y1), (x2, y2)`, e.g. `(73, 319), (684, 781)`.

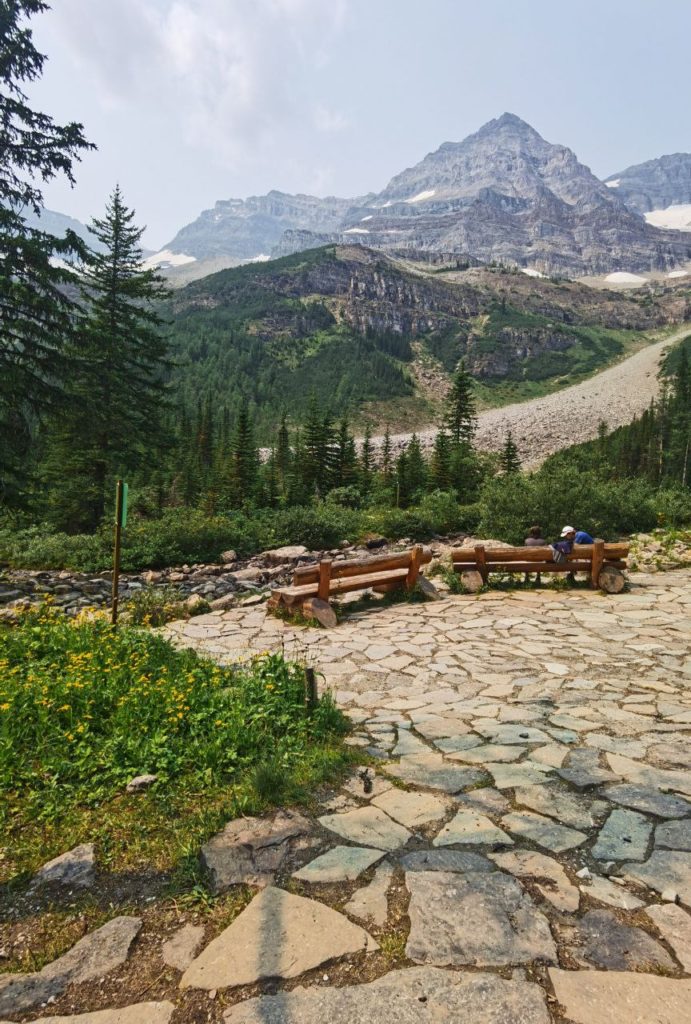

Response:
(22, 207), (106, 252)
(165, 244), (687, 439)
(605, 154), (691, 231)
(161, 115), (691, 278)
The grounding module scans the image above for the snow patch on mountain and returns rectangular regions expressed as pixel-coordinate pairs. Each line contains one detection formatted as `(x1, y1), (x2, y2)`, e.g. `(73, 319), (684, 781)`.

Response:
(604, 271), (647, 286)
(405, 189), (436, 203)
(143, 249), (196, 269)
(644, 204), (691, 231)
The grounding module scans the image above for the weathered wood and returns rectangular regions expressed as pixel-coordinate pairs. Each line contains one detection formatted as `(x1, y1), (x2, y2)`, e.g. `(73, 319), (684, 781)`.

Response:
(405, 544), (423, 590)
(599, 566), (626, 594)
(475, 545), (488, 583)
(293, 547), (432, 585)
(274, 566), (409, 602)
(451, 543), (629, 563)
(453, 559), (626, 575)
(591, 539), (605, 588)
(318, 559), (332, 602)
(303, 597), (337, 628)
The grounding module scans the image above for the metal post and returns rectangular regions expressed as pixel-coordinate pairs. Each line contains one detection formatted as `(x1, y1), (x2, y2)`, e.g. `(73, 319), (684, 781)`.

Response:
(111, 479), (124, 626)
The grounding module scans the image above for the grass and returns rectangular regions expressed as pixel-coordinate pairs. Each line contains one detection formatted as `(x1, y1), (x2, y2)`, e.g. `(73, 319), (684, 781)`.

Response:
(0, 605), (352, 886)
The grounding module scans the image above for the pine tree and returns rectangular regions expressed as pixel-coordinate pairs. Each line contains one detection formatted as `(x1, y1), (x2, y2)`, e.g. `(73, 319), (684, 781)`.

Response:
(0, 1), (93, 500)
(381, 425), (393, 482)
(275, 411), (292, 493)
(444, 362), (477, 446)
(43, 187), (169, 530)
(334, 416), (357, 489)
(431, 430), (452, 490)
(228, 401), (258, 506)
(405, 434), (428, 503)
(359, 424), (373, 493)
(499, 430), (521, 474)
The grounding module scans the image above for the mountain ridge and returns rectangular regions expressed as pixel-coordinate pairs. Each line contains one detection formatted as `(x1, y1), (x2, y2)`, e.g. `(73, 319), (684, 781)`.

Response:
(161, 114), (691, 277)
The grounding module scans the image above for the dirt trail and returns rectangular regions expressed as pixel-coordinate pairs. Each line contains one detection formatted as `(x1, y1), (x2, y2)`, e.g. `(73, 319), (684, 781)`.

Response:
(374, 329), (687, 467)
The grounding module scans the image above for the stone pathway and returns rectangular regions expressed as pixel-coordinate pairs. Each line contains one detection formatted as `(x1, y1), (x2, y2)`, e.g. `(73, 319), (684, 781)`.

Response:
(3, 570), (690, 1021)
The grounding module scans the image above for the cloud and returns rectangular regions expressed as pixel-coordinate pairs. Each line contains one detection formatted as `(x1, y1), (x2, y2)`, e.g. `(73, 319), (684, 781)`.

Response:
(47, 0), (349, 167)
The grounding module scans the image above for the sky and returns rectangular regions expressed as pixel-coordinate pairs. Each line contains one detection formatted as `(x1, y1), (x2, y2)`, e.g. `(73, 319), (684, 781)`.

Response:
(28, 0), (691, 249)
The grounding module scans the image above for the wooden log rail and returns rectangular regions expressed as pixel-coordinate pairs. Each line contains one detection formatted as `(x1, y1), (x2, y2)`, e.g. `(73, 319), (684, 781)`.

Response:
(293, 546), (433, 585)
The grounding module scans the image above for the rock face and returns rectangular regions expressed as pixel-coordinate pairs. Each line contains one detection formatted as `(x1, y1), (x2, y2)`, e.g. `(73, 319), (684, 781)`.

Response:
(162, 114), (690, 275)
(605, 153), (691, 214)
(221, 967), (551, 1023)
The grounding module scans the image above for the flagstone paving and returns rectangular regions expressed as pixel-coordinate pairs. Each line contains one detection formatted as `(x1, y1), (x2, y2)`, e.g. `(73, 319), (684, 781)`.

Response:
(4, 569), (690, 1022)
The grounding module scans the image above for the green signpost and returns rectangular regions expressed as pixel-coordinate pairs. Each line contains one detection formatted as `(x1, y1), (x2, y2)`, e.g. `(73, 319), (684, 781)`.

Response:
(111, 480), (128, 626)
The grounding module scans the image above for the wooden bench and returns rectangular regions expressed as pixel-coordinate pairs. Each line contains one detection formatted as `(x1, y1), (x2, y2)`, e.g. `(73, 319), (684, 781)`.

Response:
(451, 542), (629, 593)
(269, 545), (433, 624)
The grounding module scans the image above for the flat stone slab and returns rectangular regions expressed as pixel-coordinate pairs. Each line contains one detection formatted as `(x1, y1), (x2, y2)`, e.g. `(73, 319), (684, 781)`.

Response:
(624, 850), (691, 907)
(549, 968), (691, 1024)
(485, 762), (554, 789)
(604, 784), (691, 819)
(558, 749), (618, 788)
(448, 744), (525, 764)
(456, 787), (510, 816)
(31, 843), (95, 890)
(433, 810), (513, 847)
(293, 846), (384, 883)
(385, 756), (485, 793)
(400, 849), (494, 872)
(371, 788), (447, 829)
(645, 904), (691, 971)
(343, 861), (393, 926)
(501, 811), (587, 853)
(341, 772), (392, 801)
(513, 785), (606, 830)
(201, 809), (312, 892)
(161, 923), (205, 971)
(405, 870), (556, 966)
(222, 966), (551, 1023)
(656, 819), (691, 851)
(592, 808), (652, 862)
(585, 874), (644, 910)
(567, 909), (675, 971)
(318, 806), (411, 851)
(475, 724), (553, 745)
(1, 1005), (175, 1024)
(490, 850), (580, 912)
(0, 917), (141, 1016)
(181, 886), (378, 990)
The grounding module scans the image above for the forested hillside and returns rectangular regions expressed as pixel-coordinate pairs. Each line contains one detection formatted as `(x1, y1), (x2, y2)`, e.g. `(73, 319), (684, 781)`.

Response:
(164, 245), (688, 439)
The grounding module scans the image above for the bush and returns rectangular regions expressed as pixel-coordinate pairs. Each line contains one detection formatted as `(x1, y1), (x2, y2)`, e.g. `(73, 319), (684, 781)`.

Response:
(477, 467), (657, 544)
(260, 502), (363, 551)
(0, 605), (348, 825)
(653, 489), (691, 529)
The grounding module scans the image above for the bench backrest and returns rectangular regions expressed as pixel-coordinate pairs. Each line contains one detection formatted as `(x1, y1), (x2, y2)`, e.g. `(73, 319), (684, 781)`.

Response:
(451, 543), (629, 565)
(293, 545), (433, 585)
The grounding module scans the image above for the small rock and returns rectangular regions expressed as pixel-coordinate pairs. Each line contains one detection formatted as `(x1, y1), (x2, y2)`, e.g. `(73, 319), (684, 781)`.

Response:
(210, 593), (237, 611)
(262, 545), (308, 566)
(31, 843), (95, 890)
(220, 550), (238, 564)
(662, 888), (679, 903)
(162, 923), (205, 972)
(576, 867), (592, 880)
(126, 774), (158, 794)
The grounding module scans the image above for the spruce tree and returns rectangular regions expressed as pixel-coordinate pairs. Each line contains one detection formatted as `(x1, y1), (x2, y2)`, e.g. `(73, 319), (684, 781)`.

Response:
(431, 430), (452, 490)
(360, 424), (373, 493)
(0, 0), (93, 500)
(275, 411), (292, 493)
(405, 434), (428, 503)
(499, 430), (521, 474)
(381, 425), (393, 482)
(334, 416), (357, 489)
(43, 187), (169, 530)
(228, 401), (258, 506)
(444, 362), (477, 446)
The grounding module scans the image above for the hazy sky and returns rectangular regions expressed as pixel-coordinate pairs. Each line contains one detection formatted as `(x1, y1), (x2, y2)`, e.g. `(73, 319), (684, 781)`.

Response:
(28, 0), (691, 249)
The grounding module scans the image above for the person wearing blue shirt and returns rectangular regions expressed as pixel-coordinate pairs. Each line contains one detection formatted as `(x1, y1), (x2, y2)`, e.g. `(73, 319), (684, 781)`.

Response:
(574, 529), (594, 544)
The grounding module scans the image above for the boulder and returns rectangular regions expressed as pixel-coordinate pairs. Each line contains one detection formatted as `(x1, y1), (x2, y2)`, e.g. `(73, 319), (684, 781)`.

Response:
(261, 545), (309, 566)
(31, 843), (95, 890)
(220, 550), (238, 564)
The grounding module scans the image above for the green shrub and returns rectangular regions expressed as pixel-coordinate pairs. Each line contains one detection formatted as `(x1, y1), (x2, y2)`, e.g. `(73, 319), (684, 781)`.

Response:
(121, 585), (191, 627)
(477, 467), (657, 543)
(0, 605), (348, 825)
(260, 502), (362, 550)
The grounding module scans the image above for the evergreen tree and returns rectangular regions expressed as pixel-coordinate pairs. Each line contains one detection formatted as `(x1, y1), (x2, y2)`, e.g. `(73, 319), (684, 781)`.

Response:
(334, 416), (357, 489)
(227, 401), (258, 506)
(444, 362), (477, 446)
(359, 424), (373, 493)
(43, 187), (169, 530)
(275, 411), (292, 493)
(499, 430), (521, 474)
(431, 430), (452, 490)
(381, 425), (393, 482)
(0, 0), (93, 500)
(403, 434), (427, 504)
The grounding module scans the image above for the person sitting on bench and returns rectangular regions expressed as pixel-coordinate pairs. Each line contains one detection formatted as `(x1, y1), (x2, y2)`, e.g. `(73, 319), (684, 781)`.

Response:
(551, 525), (576, 563)
(524, 524), (546, 585)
